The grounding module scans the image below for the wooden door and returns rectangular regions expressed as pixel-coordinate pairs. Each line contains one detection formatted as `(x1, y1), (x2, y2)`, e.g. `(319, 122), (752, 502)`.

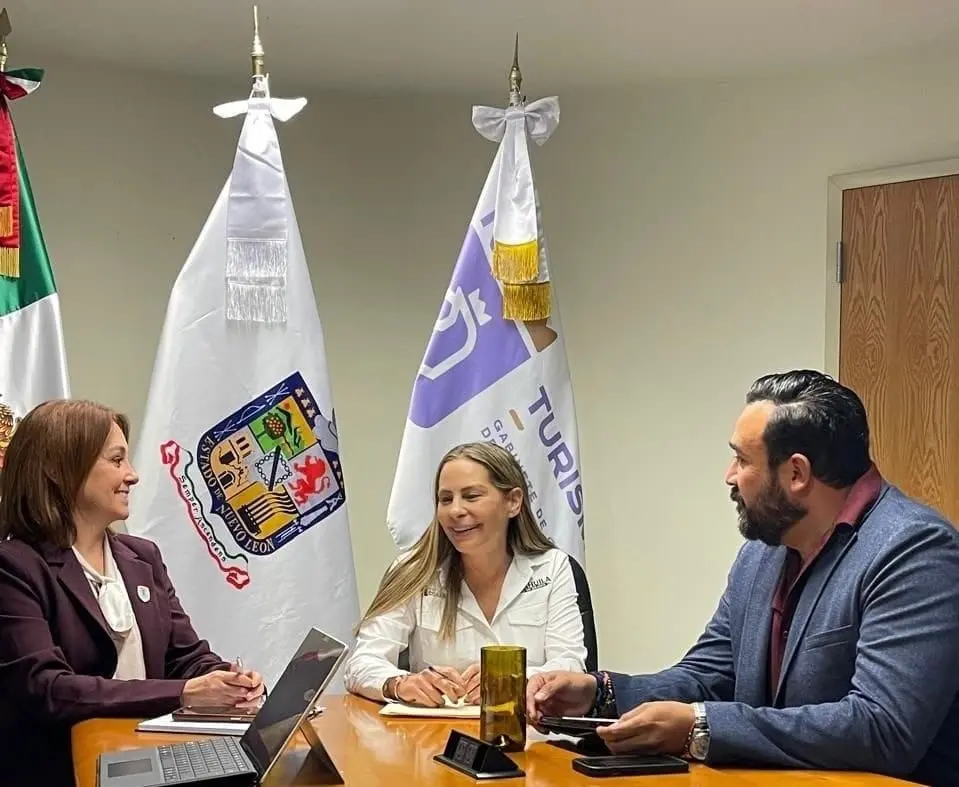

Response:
(840, 174), (959, 524)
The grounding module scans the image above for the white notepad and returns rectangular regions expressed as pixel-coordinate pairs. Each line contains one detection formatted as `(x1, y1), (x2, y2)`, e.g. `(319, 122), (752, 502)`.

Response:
(379, 701), (480, 719)
(136, 713), (250, 736)
(136, 706), (327, 736)
(137, 705), (326, 735)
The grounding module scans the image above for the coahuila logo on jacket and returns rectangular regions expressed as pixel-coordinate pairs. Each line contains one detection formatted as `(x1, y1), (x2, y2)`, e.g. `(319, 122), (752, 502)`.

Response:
(160, 372), (345, 590)
(521, 576), (552, 593)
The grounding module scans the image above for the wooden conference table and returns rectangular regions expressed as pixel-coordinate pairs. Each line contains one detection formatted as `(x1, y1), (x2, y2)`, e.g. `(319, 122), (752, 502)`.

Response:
(73, 694), (916, 787)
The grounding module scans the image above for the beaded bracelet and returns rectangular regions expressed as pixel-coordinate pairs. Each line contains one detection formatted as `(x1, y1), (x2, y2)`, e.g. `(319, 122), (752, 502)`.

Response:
(588, 671), (616, 717)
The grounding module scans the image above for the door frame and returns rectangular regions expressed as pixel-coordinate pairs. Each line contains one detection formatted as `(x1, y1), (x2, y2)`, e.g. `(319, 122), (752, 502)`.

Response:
(824, 156), (959, 376)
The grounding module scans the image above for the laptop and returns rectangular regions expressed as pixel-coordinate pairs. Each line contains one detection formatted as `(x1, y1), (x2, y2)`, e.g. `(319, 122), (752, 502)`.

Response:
(97, 628), (348, 787)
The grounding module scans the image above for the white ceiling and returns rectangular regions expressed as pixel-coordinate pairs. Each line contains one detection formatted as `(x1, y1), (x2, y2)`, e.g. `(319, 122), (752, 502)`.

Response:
(11, 0), (959, 93)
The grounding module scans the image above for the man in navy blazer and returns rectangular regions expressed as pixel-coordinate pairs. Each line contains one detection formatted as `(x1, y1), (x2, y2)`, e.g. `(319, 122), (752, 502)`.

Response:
(528, 370), (959, 786)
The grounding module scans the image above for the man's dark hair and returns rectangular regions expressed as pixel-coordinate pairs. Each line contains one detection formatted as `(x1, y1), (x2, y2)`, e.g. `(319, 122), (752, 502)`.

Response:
(745, 370), (871, 488)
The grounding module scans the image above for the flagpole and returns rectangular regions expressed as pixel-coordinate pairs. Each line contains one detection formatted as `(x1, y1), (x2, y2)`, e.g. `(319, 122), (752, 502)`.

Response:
(251, 6), (265, 78)
(249, 5), (273, 105)
(0, 8), (12, 72)
(508, 33), (523, 107)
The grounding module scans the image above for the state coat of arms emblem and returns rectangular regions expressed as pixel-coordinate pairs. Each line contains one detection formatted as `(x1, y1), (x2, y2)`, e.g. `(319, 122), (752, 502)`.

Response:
(161, 372), (344, 589)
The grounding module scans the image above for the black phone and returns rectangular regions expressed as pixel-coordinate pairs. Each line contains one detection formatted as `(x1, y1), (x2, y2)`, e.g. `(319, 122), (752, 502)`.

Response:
(171, 706), (257, 723)
(538, 715), (615, 736)
(572, 754), (690, 777)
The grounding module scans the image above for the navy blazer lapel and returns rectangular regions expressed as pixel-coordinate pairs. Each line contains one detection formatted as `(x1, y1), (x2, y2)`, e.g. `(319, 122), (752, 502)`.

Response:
(774, 528), (858, 703)
(738, 547), (786, 707)
(42, 543), (113, 641)
(109, 534), (166, 678)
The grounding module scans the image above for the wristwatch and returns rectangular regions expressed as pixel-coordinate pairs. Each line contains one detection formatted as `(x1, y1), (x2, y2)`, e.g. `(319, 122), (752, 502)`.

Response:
(685, 702), (710, 761)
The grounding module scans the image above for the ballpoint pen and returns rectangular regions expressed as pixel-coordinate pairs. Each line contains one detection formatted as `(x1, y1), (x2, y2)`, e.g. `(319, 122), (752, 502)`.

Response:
(428, 665), (467, 706)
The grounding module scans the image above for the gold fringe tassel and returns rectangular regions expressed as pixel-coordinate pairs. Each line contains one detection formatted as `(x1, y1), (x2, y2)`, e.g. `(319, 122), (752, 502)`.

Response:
(502, 281), (551, 321)
(0, 206), (12, 238)
(493, 239), (539, 283)
(0, 246), (19, 278)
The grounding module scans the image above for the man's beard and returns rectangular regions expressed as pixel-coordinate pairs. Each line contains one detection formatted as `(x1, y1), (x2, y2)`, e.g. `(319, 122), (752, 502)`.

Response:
(731, 478), (806, 546)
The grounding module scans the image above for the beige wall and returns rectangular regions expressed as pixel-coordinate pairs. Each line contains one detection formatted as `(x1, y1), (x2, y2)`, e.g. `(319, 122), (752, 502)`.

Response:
(14, 44), (959, 672)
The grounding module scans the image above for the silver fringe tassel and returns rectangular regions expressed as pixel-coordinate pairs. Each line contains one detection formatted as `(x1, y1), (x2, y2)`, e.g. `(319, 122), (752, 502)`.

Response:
(225, 238), (288, 324)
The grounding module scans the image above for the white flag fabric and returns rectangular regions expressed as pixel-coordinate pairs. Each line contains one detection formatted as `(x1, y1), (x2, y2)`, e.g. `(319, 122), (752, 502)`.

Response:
(387, 104), (585, 565)
(0, 273), (70, 462)
(128, 87), (359, 688)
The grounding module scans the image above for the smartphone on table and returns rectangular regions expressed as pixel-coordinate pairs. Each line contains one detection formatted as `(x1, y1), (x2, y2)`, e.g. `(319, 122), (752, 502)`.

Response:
(572, 754), (690, 777)
(171, 706), (258, 723)
(538, 716), (615, 736)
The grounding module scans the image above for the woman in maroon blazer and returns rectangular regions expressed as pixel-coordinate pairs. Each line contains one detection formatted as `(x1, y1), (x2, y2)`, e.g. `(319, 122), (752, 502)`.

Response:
(0, 399), (266, 786)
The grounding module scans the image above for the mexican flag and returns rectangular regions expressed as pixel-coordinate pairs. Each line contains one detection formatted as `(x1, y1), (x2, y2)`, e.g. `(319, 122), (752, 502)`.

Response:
(0, 69), (70, 465)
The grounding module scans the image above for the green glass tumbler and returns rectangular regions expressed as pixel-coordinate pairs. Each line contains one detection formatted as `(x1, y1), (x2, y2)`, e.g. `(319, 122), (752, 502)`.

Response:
(479, 645), (527, 752)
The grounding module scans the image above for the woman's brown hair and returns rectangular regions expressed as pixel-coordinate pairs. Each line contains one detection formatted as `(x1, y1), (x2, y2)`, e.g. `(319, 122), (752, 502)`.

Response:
(0, 399), (129, 548)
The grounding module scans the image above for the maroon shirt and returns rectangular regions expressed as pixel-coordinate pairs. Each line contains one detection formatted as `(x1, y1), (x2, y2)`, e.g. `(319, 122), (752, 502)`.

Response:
(768, 465), (882, 700)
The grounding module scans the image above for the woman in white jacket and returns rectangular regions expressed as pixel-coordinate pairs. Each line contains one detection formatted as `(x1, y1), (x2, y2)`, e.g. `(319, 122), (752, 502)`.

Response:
(345, 441), (587, 707)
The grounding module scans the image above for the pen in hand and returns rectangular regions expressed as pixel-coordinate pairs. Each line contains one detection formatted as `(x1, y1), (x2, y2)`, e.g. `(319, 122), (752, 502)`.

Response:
(229, 656), (263, 705)
(229, 656), (250, 688)
(428, 665), (466, 705)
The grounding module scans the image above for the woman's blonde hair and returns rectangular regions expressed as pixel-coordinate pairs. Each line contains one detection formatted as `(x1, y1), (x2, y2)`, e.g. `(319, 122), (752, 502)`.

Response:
(359, 441), (554, 640)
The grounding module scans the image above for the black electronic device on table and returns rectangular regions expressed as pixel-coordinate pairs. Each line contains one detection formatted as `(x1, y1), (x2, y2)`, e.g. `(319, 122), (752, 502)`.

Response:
(433, 730), (524, 780)
(538, 716), (614, 736)
(572, 754), (690, 777)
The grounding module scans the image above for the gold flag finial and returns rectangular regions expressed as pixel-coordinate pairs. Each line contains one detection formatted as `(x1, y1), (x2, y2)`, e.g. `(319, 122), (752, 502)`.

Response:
(251, 5), (265, 78)
(0, 9), (12, 72)
(508, 33), (523, 107)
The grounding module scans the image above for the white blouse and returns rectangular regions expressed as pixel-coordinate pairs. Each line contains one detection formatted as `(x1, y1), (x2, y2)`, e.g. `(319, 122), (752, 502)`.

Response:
(73, 539), (147, 681)
(344, 548), (587, 702)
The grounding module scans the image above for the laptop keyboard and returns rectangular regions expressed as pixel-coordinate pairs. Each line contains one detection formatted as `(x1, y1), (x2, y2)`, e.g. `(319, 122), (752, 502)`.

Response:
(158, 737), (250, 782)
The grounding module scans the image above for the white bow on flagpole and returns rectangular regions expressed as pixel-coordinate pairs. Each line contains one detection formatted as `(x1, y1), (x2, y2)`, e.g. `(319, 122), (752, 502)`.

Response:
(213, 87), (307, 122)
(471, 96), (560, 145)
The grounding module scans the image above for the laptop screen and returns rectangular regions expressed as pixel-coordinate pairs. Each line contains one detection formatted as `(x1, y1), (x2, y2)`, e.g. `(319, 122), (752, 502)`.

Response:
(239, 628), (347, 775)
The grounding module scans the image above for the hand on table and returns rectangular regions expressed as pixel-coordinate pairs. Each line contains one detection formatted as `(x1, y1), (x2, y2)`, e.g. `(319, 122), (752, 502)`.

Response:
(526, 670), (598, 726)
(597, 701), (695, 755)
(228, 661), (266, 711)
(460, 663), (481, 705)
(181, 670), (254, 708)
(396, 665), (467, 707)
